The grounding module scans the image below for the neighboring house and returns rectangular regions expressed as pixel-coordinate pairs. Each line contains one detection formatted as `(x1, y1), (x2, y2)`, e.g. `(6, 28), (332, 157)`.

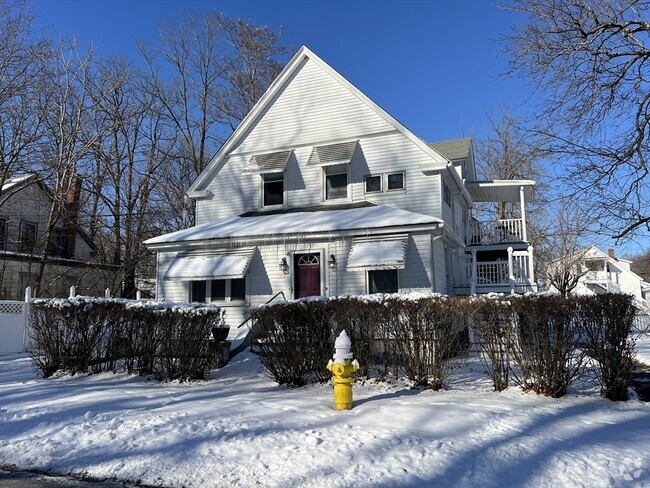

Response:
(0, 174), (117, 299)
(554, 245), (650, 308)
(145, 46), (537, 331)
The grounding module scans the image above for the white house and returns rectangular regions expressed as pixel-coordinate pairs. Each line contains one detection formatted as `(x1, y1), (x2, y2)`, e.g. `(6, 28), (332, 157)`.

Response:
(144, 46), (537, 333)
(565, 245), (650, 308)
(0, 174), (117, 299)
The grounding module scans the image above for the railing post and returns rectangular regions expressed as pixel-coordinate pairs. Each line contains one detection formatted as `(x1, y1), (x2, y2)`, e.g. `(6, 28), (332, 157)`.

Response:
(136, 290), (142, 301)
(528, 246), (535, 289)
(105, 288), (111, 299)
(69, 285), (76, 299)
(520, 185), (527, 242)
(470, 249), (477, 295)
(24, 286), (32, 302)
(508, 246), (515, 295)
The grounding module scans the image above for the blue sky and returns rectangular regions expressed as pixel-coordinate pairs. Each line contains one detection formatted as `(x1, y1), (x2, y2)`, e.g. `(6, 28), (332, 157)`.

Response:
(30, 0), (531, 144)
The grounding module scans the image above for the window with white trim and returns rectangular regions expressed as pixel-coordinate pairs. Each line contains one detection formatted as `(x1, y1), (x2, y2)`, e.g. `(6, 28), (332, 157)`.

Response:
(364, 175), (382, 193)
(387, 172), (405, 191)
(19, 221), (37, 253)
(368, 269), (398, 294)
(190, 278), (247, 303)
(262, 173), (284, 207)
(324, 164), (348, 200)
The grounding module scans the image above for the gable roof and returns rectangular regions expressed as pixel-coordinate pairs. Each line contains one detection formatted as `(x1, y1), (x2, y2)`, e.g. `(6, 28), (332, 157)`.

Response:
(429, 137), (473, 161)
(187, 46), (450, 197)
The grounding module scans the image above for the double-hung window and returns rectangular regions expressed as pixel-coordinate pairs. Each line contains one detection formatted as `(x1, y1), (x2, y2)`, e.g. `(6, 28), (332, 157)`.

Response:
(324, 164), (348, 200)
(262, 173), (284, 207)
(19, 221), (37, 253)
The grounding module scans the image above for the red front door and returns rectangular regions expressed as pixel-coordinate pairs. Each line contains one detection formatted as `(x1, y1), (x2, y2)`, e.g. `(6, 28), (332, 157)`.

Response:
(295, 253), (321, 298)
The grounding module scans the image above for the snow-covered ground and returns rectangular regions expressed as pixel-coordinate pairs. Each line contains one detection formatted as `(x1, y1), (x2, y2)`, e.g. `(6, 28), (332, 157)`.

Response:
(1, 349), (650, 488)
(636, 333), (650, 366)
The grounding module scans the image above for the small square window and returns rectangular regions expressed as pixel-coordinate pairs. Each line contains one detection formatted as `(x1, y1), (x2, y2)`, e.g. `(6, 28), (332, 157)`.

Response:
(263, 173), (284, 207)
(325, 172), (348, 200)
(364, 175), (382, 193)
(387, 172), (405, 191)
(368, 269), (398, 294)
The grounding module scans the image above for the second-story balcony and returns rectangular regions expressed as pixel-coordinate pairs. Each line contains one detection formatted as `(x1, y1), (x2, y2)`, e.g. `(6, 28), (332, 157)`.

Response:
(468, 218), (525, 245)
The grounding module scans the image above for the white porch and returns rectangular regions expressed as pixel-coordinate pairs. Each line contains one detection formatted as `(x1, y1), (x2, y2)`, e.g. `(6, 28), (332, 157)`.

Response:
(455, 246), (537, 295)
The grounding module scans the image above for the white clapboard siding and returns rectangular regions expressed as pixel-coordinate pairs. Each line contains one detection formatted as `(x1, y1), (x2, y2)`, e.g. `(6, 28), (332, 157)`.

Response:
(230, 58), (394, 155)
(432, 238), (448, 294)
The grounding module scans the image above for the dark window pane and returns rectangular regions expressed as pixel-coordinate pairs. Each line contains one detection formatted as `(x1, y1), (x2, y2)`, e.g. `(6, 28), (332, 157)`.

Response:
(388, 173), (404, 190)
(326, 173), (347, 199)
(368, 270), (398, 294)
(263, 173), (283, 206)
(365, 175), (381, 193)
(211, 279), (226, 300)
(230, 278), (246, 300)
(191, 281), (206, 303)
(0, 218), (6, 250)
(19, 222), (37, 253)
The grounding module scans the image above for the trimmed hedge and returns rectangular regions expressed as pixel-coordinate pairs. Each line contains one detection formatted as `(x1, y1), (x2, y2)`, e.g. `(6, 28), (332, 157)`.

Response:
(251, 292), (637, 400)
(29, 297), (225, 381)
(250, 294), (470, 389)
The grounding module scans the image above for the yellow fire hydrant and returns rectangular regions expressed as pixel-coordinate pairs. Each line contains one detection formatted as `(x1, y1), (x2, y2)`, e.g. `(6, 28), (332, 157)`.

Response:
(326, 330), (359, 410)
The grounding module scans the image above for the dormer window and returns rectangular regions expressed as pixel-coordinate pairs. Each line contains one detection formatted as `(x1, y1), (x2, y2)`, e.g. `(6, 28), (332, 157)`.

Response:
(262, 173), (284, 207)
(324, 164), (348, 200)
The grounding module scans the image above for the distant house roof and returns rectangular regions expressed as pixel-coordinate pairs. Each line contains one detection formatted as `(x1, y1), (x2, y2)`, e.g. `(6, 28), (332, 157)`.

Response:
(2, 174), (39, 194)
(429, 137), (473, 161)
(144, 204), (442, 247)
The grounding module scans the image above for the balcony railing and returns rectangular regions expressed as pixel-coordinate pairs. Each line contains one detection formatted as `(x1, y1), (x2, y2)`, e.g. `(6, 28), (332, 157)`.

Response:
(468, 218), (524, 245)
(456, 249), (535, 293)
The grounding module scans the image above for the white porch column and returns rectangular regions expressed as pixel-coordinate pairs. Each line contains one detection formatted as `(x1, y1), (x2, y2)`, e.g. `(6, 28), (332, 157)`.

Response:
(528, 246), (535, 288)
(470, 249), (477, 295)
(507, 246), (515, 295)
(520, 185), (527, 242)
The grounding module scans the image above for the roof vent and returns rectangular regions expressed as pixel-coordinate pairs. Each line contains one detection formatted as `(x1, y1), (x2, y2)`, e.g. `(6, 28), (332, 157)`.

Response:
(308, 140), (358, 165)
(243, 150), (292, 173)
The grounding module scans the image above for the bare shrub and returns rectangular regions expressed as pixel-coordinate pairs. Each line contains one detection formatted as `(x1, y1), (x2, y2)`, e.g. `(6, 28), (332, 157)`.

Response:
(578, 294), (636, 401)
(470, 296), (513, 392)
(509, 295), (584, 397)
(251, 300), (331, 386)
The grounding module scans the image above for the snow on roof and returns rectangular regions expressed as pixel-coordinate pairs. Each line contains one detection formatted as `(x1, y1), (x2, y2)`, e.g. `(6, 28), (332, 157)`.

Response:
(2, 174), (37, 192)
(164, 249), (254, 281)
(145, 205), (442, 246)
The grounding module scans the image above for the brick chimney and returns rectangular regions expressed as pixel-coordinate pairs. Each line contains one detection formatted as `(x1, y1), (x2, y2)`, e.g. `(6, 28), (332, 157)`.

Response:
(62, 174), (82, 259)
(608, 248), (616, 260)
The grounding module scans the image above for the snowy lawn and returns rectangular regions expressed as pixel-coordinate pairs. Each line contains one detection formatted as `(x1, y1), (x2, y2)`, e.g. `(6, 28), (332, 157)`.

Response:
(1, 351), (649, 488)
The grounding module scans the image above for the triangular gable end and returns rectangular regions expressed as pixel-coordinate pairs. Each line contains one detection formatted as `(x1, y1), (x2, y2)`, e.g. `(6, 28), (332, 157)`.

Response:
(187, 46), (449, 196)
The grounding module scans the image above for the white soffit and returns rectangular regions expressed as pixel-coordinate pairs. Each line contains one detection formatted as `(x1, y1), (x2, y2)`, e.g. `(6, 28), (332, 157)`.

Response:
(347, 237), (408, 271)
(243, 150), (292, 173)
(308, 140), (357, 165)
(465, 180), (535, 203)
(164, 249), (255, 281)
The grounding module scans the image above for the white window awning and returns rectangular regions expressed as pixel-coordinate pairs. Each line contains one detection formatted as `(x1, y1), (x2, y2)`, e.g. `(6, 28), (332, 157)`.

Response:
(347, 236), (408, 271)
(164, 249), (255, 281)
(242, 150), (292, 173)
(308, 140), (358, 166)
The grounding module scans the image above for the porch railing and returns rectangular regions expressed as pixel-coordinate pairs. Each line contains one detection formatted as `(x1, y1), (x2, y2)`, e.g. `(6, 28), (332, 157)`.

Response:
(457, 249), (534, 292)
(468, 218), (524, 245)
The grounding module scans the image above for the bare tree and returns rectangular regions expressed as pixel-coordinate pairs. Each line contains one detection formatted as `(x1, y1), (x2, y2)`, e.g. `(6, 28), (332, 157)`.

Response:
(0, 0), (48, 204)
(539, 198), (593, 296)
(505, 0), (650, 241)
(139, 12), (288, 229)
